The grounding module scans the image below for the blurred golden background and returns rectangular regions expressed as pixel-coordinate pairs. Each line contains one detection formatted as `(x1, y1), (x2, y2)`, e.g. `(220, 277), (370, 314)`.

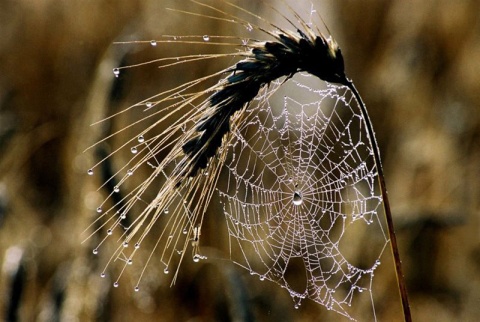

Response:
(0, 0), (479, 321)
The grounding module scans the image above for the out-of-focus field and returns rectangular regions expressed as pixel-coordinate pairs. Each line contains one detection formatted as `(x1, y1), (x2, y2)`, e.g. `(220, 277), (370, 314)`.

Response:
(0, 1), (479, 321)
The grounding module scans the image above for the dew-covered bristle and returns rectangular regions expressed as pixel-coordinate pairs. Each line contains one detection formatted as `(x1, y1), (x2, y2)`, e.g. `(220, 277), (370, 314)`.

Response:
(85, 1), (400, 320)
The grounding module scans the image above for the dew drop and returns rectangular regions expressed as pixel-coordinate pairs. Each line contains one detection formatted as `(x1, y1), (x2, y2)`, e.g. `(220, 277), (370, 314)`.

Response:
(260, 275), (265, 281)
(127, 169), (133, 176)
(93, 248), (98, 255)
(294, 304), (299, 309)
(164, 208), (169, 214)
(127, 259), (133, 265)
(164, 267), (169, 274)
(183, 228), (188, 235)
(138, 135), (144, 143)
(293, 191), (303, 206)
(193, 254), (200, 262)
(107, 229), (113, 235)
(100, 273), (106, 278)
(134, 286), (140, 292)
(145, 102), (153, 108)
(87, 169), (94, 175)
(150, 40), (157, 46)
(123, 241), (129, 248)
(134, 243), (140, 249)
(131, 147), (138, 154)
(202, 35), (210, 41)
(114, 186), (120, 193)
(113, 68), (120, 77)
(96, 207), (102, 213)
(113, 282), (119, 288)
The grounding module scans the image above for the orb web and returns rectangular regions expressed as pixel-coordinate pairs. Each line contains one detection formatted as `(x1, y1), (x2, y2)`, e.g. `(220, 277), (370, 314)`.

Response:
(216, 74), (389, 319)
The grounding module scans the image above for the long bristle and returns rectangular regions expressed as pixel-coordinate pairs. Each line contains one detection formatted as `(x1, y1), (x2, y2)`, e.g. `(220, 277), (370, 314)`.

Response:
(86, 2), (410, 321)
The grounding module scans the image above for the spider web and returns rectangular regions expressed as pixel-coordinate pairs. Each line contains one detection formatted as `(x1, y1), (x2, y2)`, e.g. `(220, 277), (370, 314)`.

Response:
(216, 74), (389, 320)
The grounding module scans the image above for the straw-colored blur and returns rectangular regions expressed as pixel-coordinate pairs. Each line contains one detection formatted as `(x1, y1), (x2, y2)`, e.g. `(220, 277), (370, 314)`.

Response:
(0, 1), (478, 321)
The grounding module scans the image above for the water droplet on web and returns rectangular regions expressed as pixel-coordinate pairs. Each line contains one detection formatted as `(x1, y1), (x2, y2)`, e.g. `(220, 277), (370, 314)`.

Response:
(260, 275), (265, 281)
(127, 259), (133, 265)
(113, 68), (120, 77)
(134, 286), (140, 292)
(114, 186), (120, 193)
(293, 191), (303, 205)
(123, 241), (128, 248)
(245, 23), (253, 32)
(183, 228), (188, 234)
(127, 169), (133, 176)
(150, 40), (157, 46)
(131, 147), (138, 154)
(93, 248), (98, 255)
(193, 254), (200, 262)
(100, 273), (106, 278)
(96, 207), (102, 213)
(145, 102), (153, 108)
(164, 267), (169, 274)
(202, 35), (210, 41)
(87, 169), (94, 175)
(107, 229), (113, 235)
(134, 243), (140, 249)
(113, 282), (119, 287)
(164, 208), (169, 214)
(138, 135), (144, 143)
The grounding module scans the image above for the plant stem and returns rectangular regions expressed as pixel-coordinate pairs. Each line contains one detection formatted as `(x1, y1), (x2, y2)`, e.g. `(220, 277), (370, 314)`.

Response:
(346, 80), (412, 322)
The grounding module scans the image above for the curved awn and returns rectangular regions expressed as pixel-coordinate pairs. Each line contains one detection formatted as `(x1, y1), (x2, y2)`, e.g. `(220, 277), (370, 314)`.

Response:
(85, 1), (410, 321)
